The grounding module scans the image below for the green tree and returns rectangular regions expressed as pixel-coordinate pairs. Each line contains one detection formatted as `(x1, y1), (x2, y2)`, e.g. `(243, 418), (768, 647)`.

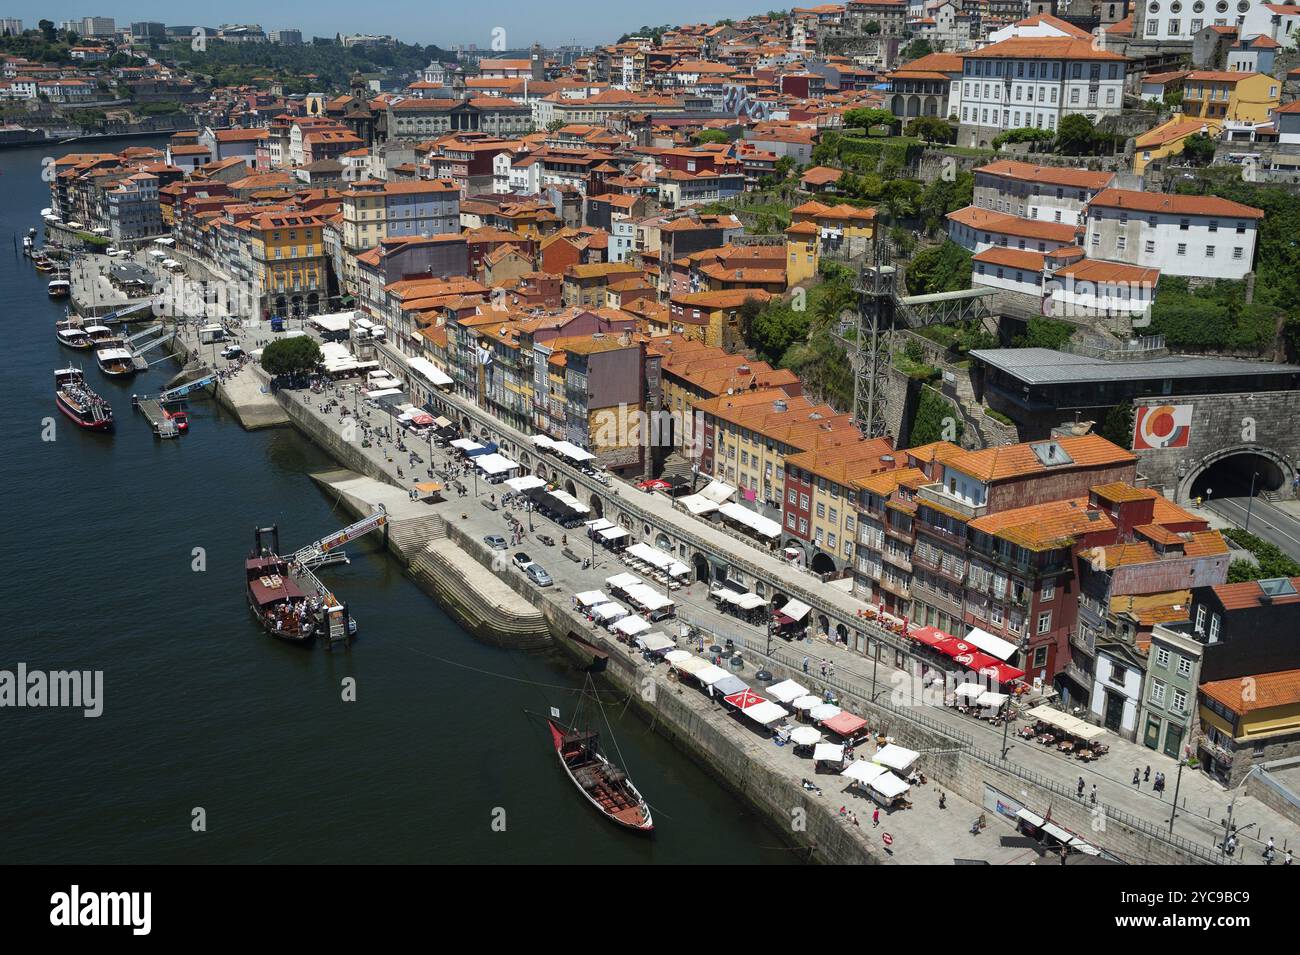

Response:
(900, 38), (933, 62)
(1222, 530), (1300, 581)
(909, 387), (963, 447)
(1056, 114), (1098, 155)
(1012, 317), (1074, 349)
(904, 241), (972, 295)
(905, 116), (954, 144)
(39, 19), (56, 42)
(1098, 404), (1135, 449)
(865, 20), (882, 34)
(918, 169), (973, 233)
(1181, 133), (1217, 166)
(694, 129), (729, 145)
(261, 336), (323, 378)
(843, 107), (897, 133)
(774, 155), (795, 180)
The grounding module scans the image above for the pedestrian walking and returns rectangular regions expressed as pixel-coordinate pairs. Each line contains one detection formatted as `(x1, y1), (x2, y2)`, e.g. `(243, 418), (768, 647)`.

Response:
(802, 656), (810, 673)
(1077, 776), (1085, 799)
(1089, 784), (1097, 806)
(1285, 849), (1293, 866)
(872, 807), (880, 828)
(938, 791), (946, 810)
(1143, 765), (1151, 783)
(1132, 768), (1140, 786)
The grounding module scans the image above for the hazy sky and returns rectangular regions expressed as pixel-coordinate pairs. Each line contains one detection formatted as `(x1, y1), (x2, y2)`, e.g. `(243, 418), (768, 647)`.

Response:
(17, 1), (772, 47)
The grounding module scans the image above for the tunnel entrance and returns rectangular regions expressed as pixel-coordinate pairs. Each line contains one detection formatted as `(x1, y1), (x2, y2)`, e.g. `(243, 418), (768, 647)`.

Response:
(1188, 450), (1287, 502)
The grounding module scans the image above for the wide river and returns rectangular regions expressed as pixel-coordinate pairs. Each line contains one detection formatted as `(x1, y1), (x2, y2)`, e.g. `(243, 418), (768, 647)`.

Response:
(0, 138), (792, 863)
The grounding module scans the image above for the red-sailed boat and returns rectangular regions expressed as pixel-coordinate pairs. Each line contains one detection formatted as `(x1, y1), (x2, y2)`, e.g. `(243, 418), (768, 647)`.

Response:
(547, 705), (653, 833)
(54, 368), (113, 431)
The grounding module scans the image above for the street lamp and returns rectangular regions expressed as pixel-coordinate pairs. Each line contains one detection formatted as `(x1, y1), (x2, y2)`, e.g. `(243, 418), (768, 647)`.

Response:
(1168, 752), (1187, 835)
(1244, 471), (1260, 534)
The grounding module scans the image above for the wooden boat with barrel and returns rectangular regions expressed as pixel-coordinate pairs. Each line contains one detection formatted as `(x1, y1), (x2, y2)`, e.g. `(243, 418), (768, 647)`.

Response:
(547, 702), (653, 833)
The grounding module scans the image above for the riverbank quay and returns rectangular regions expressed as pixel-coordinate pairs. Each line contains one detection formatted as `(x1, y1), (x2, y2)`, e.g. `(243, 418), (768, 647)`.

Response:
(155, 327), (1025, 863)
(152, 318), (1294, 863)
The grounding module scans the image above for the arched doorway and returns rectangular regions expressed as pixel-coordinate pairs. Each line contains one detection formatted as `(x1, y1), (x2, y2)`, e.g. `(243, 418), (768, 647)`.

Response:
(783, 538), (807, 566)
(835, 623), (848, 646)
(1183, 445), (1292, 503)
(655, 532), (672, 551)
(306, 291), (319, 313)
(810, 551), (837, 575)
(816, 614), (830, 637)
(564, 479), (576, 496)
(692, 553), (710, 583)
(588, 494), (604, 518)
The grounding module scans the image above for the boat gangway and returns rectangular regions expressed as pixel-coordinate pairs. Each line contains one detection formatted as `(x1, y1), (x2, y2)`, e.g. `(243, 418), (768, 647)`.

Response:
(291, 507), (388, 571)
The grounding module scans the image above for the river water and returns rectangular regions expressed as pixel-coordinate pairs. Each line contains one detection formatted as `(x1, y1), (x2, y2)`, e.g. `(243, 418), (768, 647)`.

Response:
(0, 139), (792, 864)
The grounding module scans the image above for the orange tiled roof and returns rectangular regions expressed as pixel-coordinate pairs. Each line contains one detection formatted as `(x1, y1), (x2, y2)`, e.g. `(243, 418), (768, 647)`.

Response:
(969, 497), (1115, 551)
(948, 434), (1135, 483)
(1202, 668), (1300, 716)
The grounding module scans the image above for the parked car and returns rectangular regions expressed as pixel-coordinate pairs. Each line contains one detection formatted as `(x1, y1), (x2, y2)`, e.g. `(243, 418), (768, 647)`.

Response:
(525, 563), (553, 587)
(221, 344), (244, 359)
(512, 551), (533, 570)
(483, 534), (507, 550)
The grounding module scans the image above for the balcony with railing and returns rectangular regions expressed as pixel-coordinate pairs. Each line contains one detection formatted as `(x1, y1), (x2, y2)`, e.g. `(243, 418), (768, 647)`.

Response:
(878, 572), (911, 599)
(917, 483), (986, 520)
(882, 547), (912, 573)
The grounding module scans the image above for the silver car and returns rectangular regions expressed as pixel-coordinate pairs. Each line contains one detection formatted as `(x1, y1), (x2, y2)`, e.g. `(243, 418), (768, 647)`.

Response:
(525, 563), (553, 587)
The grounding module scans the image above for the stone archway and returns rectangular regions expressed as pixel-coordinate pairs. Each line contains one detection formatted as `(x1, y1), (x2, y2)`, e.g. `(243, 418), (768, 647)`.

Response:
(1179, 443), (1294, 504)
(655, 531), (672, 551)
(692, 553), (711, 583)
(588, 494), (604, 518)
(816, 614), (830, 637)
(810, 551), (837, 575)
(564, 479), (577, 496)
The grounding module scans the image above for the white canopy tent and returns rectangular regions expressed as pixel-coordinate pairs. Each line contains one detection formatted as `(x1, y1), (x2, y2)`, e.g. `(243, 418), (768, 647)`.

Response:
(809, 704), (842, 722)
(407, 355), (453, 387)
(792, 695), (822, 712)
(605, 573), (641, 591)
(475, 453), (520, 476)
(449, 438), (484, 452)
(573, 590), (606, 607)
(623, 584), (672, 612)
(767, 679), (810, 705)
(636, 632), (675, 653)
(963, 626), (1020, 662)
(505, 474), (547, 492)
(532, 435), (555, 449)
(742, 700), (789, 726)
(813, 743), (845, 763)
(590, 603), (628, 623)
(977, 691), (1009, 709)
(551, 440), (595, 463)
(789, 726), (822, 746)
(872, 744), (920, 773)
(1026, 705), (1108, 742)
(778, 598), (812, 622)
(954, 682), (985, 703)
(868, 772), (911, 801)
(664, 650), (693, 664)
(549, 489), (589, 513)
(694, 664), (732, 686)
(310, 313), (353, 334)
(677, 494), (720, 516)
(699, 480), (736, 503)
(674, 657), (713, 677)
(841, 762), (890, 785)
(598, 526), (629, 542)
(614, 616), (651, 637)
(718, 502), (782, 538)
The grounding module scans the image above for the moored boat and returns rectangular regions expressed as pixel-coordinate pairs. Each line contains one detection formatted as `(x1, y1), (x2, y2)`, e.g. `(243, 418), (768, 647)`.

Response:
(55, 319), (91, 350)
(95, 339), (136, 376)
(54, 367), (113, 431)
(245, 526), (356, 646)
(48, 278), (71, 299)
(547, 713), (654, 833)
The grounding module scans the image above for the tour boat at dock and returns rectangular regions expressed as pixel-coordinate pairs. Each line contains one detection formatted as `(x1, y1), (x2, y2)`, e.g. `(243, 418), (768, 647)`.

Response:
(95, 338), (136, 377)
(54, 367), (114, 431)
(55, 319), (91, 350)
(245, 526), (357, 646)
(48, 277), (71, 298)
(547, 712), (654, 833)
